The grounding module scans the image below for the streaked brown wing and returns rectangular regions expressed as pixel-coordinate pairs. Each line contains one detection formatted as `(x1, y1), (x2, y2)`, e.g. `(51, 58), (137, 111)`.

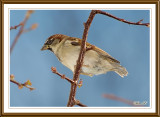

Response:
(91, 45), (120, 64)
(69, 37), (120, 64)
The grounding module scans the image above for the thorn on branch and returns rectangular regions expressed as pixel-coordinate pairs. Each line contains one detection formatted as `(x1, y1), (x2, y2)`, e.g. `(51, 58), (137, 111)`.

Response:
(137, 19), (144, 24)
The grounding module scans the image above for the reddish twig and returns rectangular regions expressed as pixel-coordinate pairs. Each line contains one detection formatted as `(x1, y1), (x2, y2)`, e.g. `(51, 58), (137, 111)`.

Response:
(23, 23), (38, 33)
(67, 10), (97, 107)
(51, 67), (86, 107)
(75, 100), (87, 107)
(77, 103), (87, 107)
(10, 10), (35, 53)
(95, 10), (150, 27)
(103, 94), (145, 107)
(10, 74), (35, 91)
(10, 11), (36, 92)
(51, 67), (75, 84)
(10, 23), (23, 30)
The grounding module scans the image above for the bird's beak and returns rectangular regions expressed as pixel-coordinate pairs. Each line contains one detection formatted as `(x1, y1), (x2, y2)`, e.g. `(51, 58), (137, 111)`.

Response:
(41, 45), (49, 51)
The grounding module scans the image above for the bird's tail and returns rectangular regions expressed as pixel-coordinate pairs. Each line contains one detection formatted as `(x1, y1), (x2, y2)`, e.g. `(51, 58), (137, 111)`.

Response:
(114, 65), (128, 78)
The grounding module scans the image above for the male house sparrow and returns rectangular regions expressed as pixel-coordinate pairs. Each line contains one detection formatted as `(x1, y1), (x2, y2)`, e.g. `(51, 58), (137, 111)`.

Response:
(41, 34), (128, 77)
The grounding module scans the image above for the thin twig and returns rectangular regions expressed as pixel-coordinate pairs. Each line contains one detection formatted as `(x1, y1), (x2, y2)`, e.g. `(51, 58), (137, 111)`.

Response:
(77, 102), (87, 107)
(23, 23), (38, 33)
(10, 74), (35, 91)
(10, 10), (34, 53)
(51, 67), (75, 84)
(51, 67), (86, 107)
(10, 23), (22, 30)
(75, 100), (87, 107)
(103, 94), (145, 107)
(95, 10), (150, 27)
(10, 11), (37, 92)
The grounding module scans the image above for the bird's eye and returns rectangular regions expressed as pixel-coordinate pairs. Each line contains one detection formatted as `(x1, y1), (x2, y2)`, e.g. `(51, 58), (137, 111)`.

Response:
(45, 38), (55, 45)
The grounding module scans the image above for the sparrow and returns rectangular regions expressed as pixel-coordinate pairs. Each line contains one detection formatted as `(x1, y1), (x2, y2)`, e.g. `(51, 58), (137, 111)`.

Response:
(41, 34), (128, 78)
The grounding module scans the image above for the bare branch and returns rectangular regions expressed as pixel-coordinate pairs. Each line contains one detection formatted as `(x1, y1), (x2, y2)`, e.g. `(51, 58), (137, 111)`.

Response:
(67, 10), (97, 107)
(23, 23), (38, 33)
(10, 10), (36, 53)
(10, 23), (23, 30)
(10, 74), (35, 91)
(103, 94), (145, 107)
(75, 100), (87, 107)
(95, 10), (150, 27)
(77, 103), (87, 107)
(51, 67), (75, 84)
(10, 11), (37, 92)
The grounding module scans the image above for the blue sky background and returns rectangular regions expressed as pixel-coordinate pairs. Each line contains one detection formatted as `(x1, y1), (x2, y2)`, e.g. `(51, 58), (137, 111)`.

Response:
(10, 10), (150, 107)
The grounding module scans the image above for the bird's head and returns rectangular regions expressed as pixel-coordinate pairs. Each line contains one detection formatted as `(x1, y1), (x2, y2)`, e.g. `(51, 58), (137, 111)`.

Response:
(41, 34), (67, 52)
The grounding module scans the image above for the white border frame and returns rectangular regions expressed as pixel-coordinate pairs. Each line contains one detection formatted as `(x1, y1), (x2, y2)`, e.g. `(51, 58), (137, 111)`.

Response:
(4, 4), (156, 113)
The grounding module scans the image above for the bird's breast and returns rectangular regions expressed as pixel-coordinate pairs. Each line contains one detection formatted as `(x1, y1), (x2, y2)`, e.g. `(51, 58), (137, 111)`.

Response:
(55, 40), (112, 75)
(56, 44), (81, 71)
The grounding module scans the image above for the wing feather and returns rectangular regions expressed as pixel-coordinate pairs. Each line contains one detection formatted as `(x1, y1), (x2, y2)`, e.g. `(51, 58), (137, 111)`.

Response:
(69, 37), (120, 64)
(91, 45), (120, 64)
